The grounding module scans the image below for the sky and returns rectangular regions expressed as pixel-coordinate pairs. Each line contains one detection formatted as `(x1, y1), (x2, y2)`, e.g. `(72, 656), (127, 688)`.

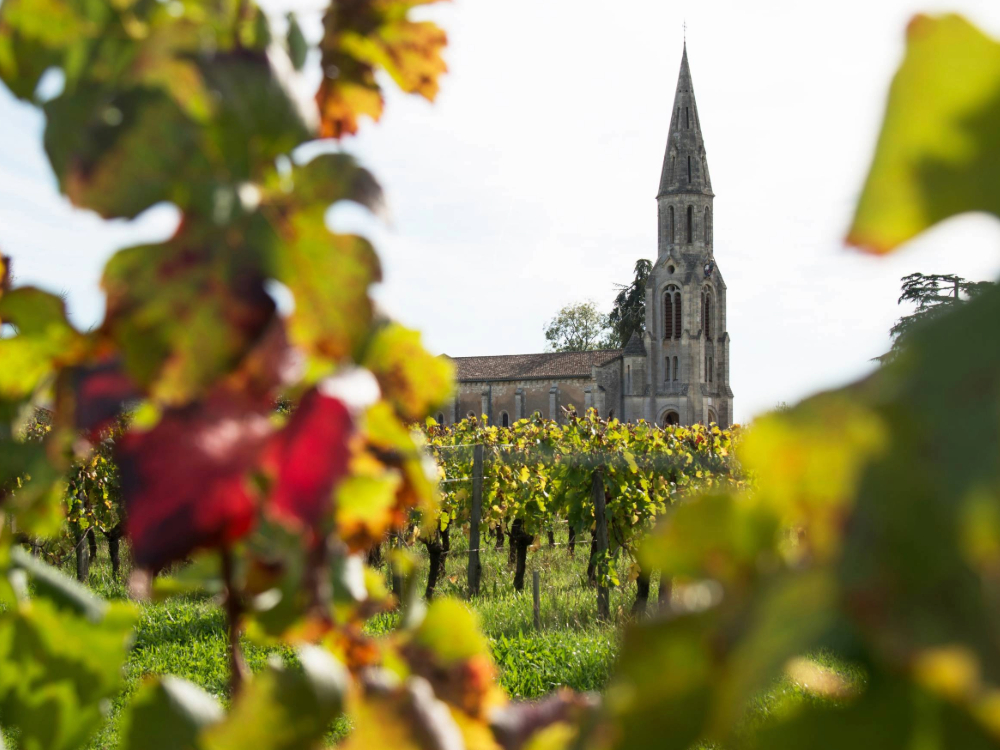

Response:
(4, 0), (1000, 423)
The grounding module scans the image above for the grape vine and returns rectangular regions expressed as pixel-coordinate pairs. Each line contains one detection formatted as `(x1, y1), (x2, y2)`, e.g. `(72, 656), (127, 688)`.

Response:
(422, 411), (743, 591)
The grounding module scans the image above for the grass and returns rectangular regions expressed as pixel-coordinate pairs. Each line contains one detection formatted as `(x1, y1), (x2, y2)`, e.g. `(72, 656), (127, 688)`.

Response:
(13, 535), (626, 749)
(3, 534), (864, 748)
(65, 553), (306, 750)
(419, 531), (631, 698)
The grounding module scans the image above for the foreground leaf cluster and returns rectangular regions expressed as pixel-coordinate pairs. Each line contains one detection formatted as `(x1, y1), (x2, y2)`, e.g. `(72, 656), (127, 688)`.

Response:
(3, 4), (1000, 750)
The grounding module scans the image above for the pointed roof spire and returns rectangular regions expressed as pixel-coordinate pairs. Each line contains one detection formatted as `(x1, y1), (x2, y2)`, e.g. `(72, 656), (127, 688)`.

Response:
(623, 330), (647, 356)
(657, 44), (713, 198)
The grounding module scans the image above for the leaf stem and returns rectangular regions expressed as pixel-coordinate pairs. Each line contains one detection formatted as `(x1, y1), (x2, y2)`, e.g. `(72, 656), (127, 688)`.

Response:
(305, 535), (333, 624)
(221, 548), (248, 695)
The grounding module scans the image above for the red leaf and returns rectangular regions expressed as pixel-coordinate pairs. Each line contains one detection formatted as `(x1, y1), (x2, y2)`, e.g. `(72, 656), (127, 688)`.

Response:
(64, 357), (138, 435)
(119, 393), (273, 569)
(266, 388), (353, 529)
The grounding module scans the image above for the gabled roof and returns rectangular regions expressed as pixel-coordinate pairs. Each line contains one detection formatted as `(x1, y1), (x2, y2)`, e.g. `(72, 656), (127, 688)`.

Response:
(623, 331), (647, 356)
(450, 349), (622, 382)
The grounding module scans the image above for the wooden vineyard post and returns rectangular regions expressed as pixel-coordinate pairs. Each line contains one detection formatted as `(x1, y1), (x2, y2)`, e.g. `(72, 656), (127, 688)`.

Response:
(532, 570), (541, 631)
(593, 467), (610, 621)
(468, 443), (484, 598)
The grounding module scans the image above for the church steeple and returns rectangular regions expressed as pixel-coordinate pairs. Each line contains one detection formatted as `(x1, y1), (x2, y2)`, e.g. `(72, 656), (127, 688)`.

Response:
(656, 43), (714, 258)
(658, 44), (713, 197)
(622, 39), (732, 429)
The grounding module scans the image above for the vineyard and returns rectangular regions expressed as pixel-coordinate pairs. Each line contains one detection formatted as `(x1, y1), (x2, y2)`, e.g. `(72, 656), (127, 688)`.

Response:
(417, 413), (742, 609)
(11, 411), (744, 599)
(4, 1), (1000, 749)
(2, 413), (746, 748)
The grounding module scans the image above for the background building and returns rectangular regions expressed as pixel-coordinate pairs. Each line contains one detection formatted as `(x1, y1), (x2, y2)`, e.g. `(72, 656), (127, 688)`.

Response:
(442, 45), (733, 427)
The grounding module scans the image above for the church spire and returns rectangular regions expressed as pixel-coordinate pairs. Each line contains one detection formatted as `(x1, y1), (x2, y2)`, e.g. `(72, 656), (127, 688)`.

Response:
(658, 44), (713, 198)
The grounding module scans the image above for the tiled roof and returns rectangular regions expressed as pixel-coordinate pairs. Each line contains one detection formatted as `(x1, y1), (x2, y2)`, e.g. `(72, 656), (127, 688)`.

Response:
(450, 350), (622, 382)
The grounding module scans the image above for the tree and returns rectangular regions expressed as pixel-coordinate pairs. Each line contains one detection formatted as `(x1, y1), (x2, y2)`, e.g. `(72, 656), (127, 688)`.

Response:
(879, 272), (993, 362)
(543, 301), (612, 352)
(606, 259), (651, 349)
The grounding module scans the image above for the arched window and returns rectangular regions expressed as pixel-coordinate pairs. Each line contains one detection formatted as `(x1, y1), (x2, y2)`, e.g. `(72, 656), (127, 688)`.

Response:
(687, 155), (692, 183)
(500, 411), (509, 428)
(663, 411), (680, 427)
(687, 205), (694, 243)
(668, 205), (675, 242)
(704, 207), (711, 244)
(708, 408), (718, 425)
(702, 287), (713, 341)
(663, 290), (673, 340)
(664, 356), (671, 383)
(674, 291), (682, 339)
(435, 412), (444, 424)
(673, 356), (679, 381)
(664, 286), (681, 340)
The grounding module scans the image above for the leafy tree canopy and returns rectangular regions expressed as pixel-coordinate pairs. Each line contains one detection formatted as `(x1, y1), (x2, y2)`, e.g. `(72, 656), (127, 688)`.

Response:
(880, 272), (994, 362)
(543, 301), (612, 352)
(607, 259), (651, 349)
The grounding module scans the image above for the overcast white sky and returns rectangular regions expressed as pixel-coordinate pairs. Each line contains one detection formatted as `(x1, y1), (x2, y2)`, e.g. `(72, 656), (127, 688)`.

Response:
(4, 0), (1000, 422)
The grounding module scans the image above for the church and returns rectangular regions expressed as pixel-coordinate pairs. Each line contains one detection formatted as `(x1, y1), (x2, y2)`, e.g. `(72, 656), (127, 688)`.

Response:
(439, 45), (734, 428)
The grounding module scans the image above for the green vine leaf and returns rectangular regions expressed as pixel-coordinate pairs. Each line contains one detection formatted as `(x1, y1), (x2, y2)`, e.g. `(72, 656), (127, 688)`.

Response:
(849, 14), (1000, 253)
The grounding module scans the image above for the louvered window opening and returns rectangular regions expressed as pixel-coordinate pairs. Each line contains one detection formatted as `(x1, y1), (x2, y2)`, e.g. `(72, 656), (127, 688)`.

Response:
(664, 287), (682, 340)
(702, 291), (713, 341)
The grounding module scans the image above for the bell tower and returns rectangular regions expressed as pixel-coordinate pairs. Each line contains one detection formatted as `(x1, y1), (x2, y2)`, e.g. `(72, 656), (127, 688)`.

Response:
(625, 43), (733, 427)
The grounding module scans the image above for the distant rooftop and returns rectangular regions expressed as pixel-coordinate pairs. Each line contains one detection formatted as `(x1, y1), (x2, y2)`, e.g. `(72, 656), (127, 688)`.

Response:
(450, 350), (622, 382)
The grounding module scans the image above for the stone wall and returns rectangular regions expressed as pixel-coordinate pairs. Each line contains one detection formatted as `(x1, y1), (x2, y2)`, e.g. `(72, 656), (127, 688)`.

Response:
(446, 377), (606, 426)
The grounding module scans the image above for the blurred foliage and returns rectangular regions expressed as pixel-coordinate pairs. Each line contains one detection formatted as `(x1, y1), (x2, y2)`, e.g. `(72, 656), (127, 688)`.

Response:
(315, 0), (449, 138)
(1, 3), (1000, 750)
(849, 13), (1000, 253)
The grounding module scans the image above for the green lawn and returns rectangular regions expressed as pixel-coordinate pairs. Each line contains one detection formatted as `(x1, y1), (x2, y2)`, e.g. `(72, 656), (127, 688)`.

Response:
(3, 535), (863, 749)
(36, 536), (628, 749)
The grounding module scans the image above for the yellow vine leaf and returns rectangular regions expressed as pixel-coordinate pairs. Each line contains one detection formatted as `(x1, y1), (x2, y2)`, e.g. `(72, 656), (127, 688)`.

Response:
(316, 0), (449, 139)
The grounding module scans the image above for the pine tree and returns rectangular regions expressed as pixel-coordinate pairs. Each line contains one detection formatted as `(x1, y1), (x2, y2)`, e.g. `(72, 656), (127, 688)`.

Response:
(880, 272), (994, 362)
(606, 259), (652, 349)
